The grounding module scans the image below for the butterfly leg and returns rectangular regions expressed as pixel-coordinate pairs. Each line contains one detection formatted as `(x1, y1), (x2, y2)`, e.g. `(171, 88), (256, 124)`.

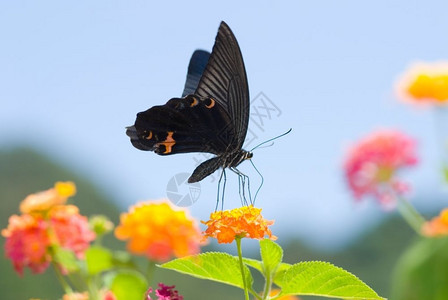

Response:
(237, 171), (246, 205)
(216, 168), (227, 211)
(231, 167), (252, 206)
(230, 167), (244, 205)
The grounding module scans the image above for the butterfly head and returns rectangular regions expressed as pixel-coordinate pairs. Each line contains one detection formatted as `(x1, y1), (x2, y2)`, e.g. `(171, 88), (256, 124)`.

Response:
(245, 151), (253, 160)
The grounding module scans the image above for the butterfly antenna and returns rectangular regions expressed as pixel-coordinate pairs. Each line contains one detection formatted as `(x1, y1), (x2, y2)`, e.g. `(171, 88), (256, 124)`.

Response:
(250, 128), (292, 152)
(255, 141), (275, 150)
(250, 159), (264, 201)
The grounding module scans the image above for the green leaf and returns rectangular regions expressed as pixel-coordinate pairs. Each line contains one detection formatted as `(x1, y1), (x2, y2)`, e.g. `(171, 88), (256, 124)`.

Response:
(52, 247), (79, 272)
(111, 250), (136, 269)
(244, 257), (292, 284)
(276, 261), (385, 300)
(160, 252), (253, 289)
(110, 270), (148, 300)
(260, 239), (283, 277)
(273, 263), (292, 284)
(86, 245), (113, 275)
(391, 237), (448, 300)
(243, 257), (263, 272)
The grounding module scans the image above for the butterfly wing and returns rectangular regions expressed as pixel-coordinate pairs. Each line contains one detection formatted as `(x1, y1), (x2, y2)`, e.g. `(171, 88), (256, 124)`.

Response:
(194, 21), (250, 150)
(128, 22), (249, 157)
(182, 50), (210, 97)
(126, 95), (233, 155)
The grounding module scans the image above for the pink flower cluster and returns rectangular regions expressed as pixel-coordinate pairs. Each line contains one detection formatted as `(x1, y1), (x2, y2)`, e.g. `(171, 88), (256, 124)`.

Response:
(343, 130), (418, 208)
(2, 214), (51, 274)
(50, 205), (95, 259)
(1, 182), (95, 275)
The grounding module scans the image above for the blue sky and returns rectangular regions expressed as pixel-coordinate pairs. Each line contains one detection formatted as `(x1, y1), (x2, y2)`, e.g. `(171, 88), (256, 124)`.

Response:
(1, 1), (448, 250)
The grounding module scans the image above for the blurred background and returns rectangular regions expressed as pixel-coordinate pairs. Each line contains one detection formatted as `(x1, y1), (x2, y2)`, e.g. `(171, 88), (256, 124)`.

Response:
(1, 1), (448, 299)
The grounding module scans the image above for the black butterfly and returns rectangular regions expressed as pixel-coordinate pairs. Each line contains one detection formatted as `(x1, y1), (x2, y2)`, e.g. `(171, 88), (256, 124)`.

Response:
(126, 21), (252, 185)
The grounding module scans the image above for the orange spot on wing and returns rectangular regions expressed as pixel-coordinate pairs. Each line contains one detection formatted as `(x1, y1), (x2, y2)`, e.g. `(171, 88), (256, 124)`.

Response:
(145, 131), (153, 140)
(158, 131), (176, 154)
(190, 97), (199, 107)
(205, 98), (215, 108)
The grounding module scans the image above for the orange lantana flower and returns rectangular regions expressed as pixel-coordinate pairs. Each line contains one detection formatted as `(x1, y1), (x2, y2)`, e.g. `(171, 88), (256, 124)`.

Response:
(202, 206), (276, 244)
(422, 208), (448, 237)
(396, 61), (448, 105)
(115, 199), (204, 262)
(20, 181), (76, 214)
(269, 289), (300, 300)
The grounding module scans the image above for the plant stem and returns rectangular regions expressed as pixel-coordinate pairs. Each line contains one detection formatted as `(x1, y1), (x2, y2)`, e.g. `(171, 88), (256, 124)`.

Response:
(86, 273), (101, 300)
(236, 238), (250, 300)
(52, 262), (72, 295)
(251, 288), (262, 300)
(261, 265), (272, 300)
(397, 196), (425, 235)
(433, 106), (448, 183)
(146, 260), (156, 284)
(68, 272), (88, 293)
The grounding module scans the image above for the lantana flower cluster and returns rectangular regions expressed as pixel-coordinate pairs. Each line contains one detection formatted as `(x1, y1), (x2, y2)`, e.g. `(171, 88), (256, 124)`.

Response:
(115, 199), (205, 262)
(62, 290), (116, 300)
(422, 208), (448, 237)
(202, 205), (276, 244)
(396, 61), (448, 105)
(343, 130), (418, 208)
(1, 182), (95, 275)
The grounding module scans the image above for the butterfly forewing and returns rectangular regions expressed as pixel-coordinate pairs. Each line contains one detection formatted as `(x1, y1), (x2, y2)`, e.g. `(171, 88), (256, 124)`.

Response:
(195, 22), (250, 150)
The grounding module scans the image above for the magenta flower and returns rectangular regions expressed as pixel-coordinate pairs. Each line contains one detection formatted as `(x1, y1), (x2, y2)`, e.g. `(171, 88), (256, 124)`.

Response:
(343, 130), (418, 208)
(155, 284), (183, 300)
(145, 284), (183, 300)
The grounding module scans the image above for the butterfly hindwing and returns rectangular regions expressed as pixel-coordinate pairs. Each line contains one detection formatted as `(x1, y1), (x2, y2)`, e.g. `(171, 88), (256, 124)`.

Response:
(127, 95), (234, 155)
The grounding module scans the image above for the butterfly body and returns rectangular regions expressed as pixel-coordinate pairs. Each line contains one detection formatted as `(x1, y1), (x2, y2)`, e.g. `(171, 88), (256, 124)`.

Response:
(189, 149), (253, 183)
(127, 21), (251, 184)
